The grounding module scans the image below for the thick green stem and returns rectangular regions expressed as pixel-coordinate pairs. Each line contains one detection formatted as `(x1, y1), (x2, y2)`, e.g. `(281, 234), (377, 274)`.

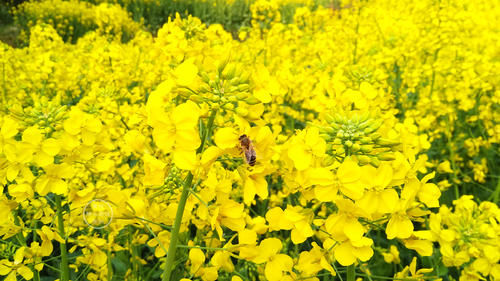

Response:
(162, 172), (194, 281)
(55, 195), (70, 281)
(347, 265), (356, 281)
(162, 109), (217, 281)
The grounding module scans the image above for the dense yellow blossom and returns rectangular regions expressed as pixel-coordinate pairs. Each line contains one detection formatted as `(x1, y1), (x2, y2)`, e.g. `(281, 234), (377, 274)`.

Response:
(0, 0), (499, 280)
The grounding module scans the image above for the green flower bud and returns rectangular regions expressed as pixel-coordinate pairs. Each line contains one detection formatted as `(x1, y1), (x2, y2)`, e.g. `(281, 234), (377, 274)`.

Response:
(351, 143), (361, 152)
(245, 96), (261, 105)
(378, 152), (396, 161)
(235, 107), (248, 116)
(360, 145), (372, 153)
(217, 57), (230, 74)
(237, 84), (250, 92)
(236, 92), (250, 100)
(370, 157), (381, 167)
(222, 63), (237, 80)
(358, 155), (371, 165)
(189, 95), (202, 102)
(375, 138), (399, 146)
(223, 103), (235, 110)
(200, 72), (210, 83)
(360, 136), (371, 144)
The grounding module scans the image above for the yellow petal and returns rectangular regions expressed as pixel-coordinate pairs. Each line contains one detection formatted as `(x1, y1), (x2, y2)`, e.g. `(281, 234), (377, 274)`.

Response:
(266, 207), (293, 231)
(404, 239), (433, 256)
(378, 189), (399, 213)
(418, 183), (441, 208)
(214, 127), (239, 149)
(386, 215), (413, 239)
(34, 152), (53, 167)
(254, 88), (271, 103)
(373, 163), (393, 188)
(22, 127), (43, 145)
(173, 150), (197, 170)
(5, 271), (16, 281)
(334, 242), (356, 266)
(174, 60), (198, 86)
(360, 82), (377, 99)
(152, 126), (175, 153)
(1, 116), (19, 138)
(238, 229), (257, 245)
(338, 157), (361, 183)
(189, 248), (205, 273)
(288, 145), (311, 171)
(308, 167), (334, 186)
(352, 245), (373, 261)
(51, 179), (68, 195)
(172, 101), (200, 127)
(201, 146), (223, 166)
(243, 178), (257, 206)
(18, 265), (34, 280)
(343, 219), (364, 242)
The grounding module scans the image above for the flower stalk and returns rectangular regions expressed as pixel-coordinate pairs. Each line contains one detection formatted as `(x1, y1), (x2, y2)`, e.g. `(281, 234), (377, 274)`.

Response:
(162, 109), (217, 281)
(347, 264), (356, 281)
(55, 195), (70, 281)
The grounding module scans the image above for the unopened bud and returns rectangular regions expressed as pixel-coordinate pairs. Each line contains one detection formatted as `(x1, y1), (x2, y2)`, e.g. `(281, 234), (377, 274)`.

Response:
(222, 63), (237, 80)
(217, 57), (230, 74)
(245, 96), (261, 105)
(378, 152), (396, 161)
(223, 103), (235, 110)
(236, 92), (249, 100)
(325, 113), (335, 124)
(370, 157), (381, 167)
(235, 107), (249, 116)
(351, 143), (360, 152)
(360, 145), (372, 153)
(376, 138), (399, 146)
(358, 155), (371, 165)
(237, 84), (250, 92)
(189, 95), (202, 102)
(200, 72), (210, 83)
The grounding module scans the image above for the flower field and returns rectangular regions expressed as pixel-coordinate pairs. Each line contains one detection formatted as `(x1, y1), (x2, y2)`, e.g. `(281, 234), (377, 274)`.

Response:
(0, 0), (499, 280)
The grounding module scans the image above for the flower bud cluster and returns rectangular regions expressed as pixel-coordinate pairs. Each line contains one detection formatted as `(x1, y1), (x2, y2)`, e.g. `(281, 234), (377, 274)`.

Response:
(177, 59), (257, 115)
(250, 0), (281, 30)
(318, 112), (398, 166)
(10, 96), (66, 134)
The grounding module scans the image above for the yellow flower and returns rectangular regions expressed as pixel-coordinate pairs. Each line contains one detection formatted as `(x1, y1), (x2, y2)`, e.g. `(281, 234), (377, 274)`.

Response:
(142, 154), (166, 186)
(188, 248), (205, 275)
(394, 257), (434, 281)
(35, 163), (74, 196)
(325, 237), (373, 266)
(149, 101), (201, 170)
(252, 238), (293, 281)
(0, 247), (34, 281)
(287, 127), (326, 171)
(382, 245), (400, 264)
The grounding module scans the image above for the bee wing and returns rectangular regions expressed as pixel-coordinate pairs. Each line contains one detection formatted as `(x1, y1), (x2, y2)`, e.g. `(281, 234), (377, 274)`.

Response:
(244, 149), (254, 163)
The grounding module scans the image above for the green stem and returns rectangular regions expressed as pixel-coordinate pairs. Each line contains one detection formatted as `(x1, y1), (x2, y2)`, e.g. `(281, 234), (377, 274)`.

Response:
(347, 265), (355, 281)
(55, 195), (70, 281)
(162, 172), (193, 281)
(162, 109), (217, 281)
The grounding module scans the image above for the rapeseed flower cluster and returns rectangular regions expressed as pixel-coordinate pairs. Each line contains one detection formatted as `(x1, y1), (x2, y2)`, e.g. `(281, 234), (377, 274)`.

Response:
(0, 0), (499, 280)
(430, 196), (500, 281)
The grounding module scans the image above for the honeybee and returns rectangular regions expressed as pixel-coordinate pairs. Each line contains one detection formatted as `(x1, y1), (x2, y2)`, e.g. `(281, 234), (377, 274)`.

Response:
(239, 134), (257, 166)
